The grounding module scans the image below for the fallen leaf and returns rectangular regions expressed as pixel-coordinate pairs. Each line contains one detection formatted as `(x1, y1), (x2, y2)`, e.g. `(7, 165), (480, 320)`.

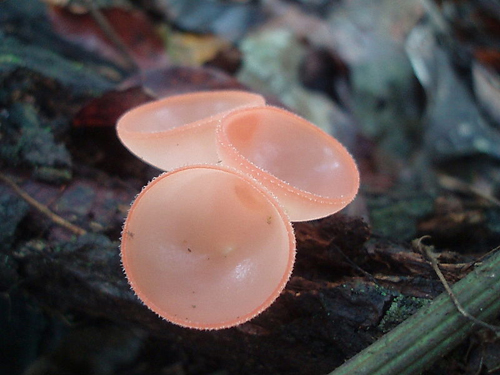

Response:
(48, 5), (168, 70)
(121, 65), (247, 98)
(74, 65), (247, 128)
(73, 87), (153, 128)
(167, 31), (232, 67)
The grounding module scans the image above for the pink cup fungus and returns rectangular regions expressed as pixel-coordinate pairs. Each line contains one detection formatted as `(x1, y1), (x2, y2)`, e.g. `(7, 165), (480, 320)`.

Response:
(121, 164), (295, 330)
(216, 106), (360, 222)
(116, 91), (265, 171)
(117, 90), (360, 329)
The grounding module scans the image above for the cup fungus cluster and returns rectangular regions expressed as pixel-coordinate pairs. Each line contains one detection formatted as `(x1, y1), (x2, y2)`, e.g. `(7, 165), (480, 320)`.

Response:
(117, 91), (359, 330)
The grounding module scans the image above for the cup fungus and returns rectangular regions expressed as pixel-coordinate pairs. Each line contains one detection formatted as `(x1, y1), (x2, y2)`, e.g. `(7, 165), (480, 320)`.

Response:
(118, 90), (359, 329)
(116, 90), (265, 171)
(216, 106), (360, 221)
(121, 165), (295, 330)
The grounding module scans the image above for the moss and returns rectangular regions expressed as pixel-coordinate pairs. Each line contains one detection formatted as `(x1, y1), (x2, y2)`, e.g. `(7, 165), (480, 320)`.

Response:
(15, 240), (49, 259)
(378, 295), (430, 333)
(33, 167), (72, 184)
(0, 102), (72, 182)
(367, 190), (435, 240)
(372, 284), (390, 297)
(0, 35), (114, 95)
(0, 55), (23, 65)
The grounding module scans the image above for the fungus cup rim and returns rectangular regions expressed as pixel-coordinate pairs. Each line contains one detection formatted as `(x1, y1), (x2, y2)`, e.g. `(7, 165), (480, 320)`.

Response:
(120, 164), (296, 330)
(216, 105), (360, 215)
(116, 90), (266, 141)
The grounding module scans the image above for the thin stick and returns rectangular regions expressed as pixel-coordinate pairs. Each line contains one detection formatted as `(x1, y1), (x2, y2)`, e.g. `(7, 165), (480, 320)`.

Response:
(0, 172), (87, 236)
(415, 236), (500, 334)
(438, 174), (500, 207)
(81, 0), (139, 72)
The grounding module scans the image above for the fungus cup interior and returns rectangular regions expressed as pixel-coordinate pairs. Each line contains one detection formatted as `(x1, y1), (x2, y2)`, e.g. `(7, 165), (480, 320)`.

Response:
(116, 91), (265, 171)
(216, 106), (360, 221)
(121, 165), (295, 330)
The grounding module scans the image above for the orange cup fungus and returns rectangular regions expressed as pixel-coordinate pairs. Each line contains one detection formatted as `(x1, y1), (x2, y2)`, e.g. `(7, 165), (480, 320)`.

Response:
(117, 90), (265, 171)
(216, 106), (359, 221)
(117, 90), (359, 329)
(121, 165), (295, 329)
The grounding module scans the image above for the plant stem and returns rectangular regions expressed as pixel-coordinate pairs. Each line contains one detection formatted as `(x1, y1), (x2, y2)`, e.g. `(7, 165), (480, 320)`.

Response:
(329, 249), (500, 375)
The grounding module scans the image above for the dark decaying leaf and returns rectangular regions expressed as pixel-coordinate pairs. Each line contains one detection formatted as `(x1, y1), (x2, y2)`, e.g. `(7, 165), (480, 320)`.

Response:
(0, 102), (72, 183)
(48, 5), (168, 70)
(73, 65), (249, 129)
(73, 87), (153, 128)
(123, 65), (248, 97)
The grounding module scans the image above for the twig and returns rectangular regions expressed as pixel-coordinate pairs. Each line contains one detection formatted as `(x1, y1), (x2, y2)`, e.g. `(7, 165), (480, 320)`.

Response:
(438, 173), (500, 207)
(0, 172), (87, 236)
(489, 363), (500, 374)
(473, 354), (484, 375)
(415, 236), (500, 334)
(80, 0), (139, 72)
(462, 245), (500, 273)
